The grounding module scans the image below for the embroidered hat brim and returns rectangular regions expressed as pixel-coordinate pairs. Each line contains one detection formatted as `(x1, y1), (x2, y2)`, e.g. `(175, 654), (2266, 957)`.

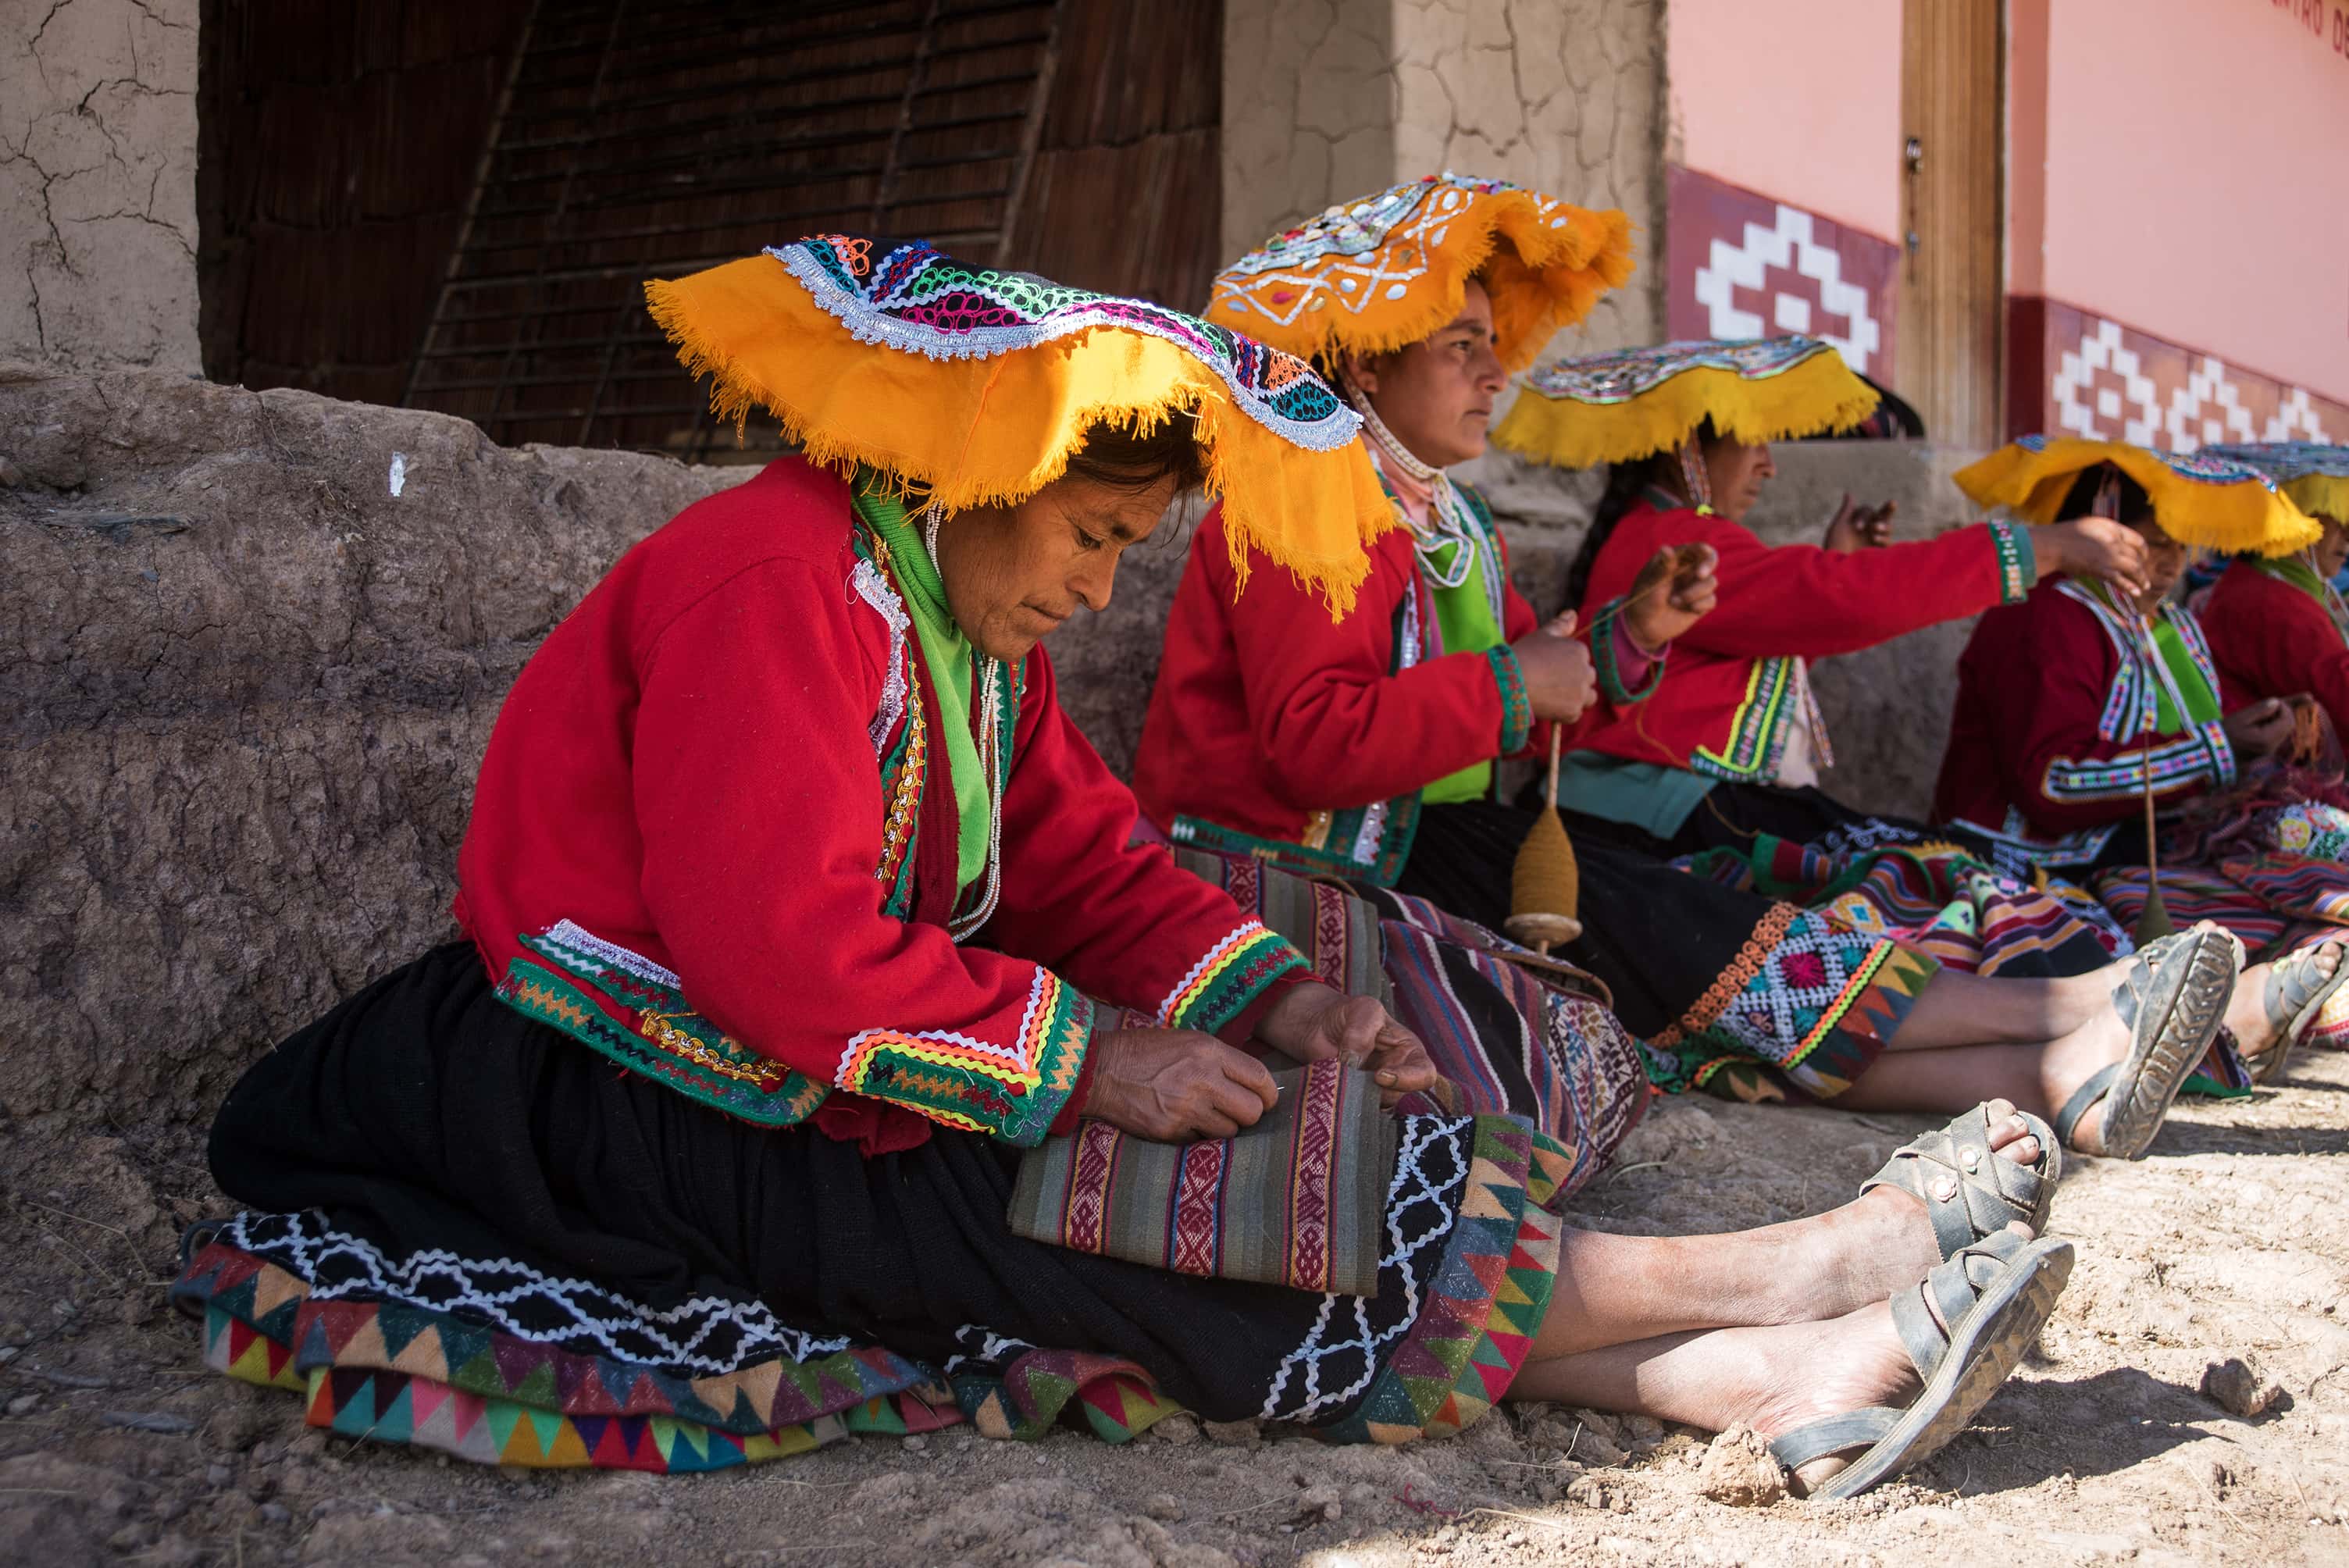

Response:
(1488, 335), (1881, 471)
(2200, 442), (2349, 528)
(1203, 173), (1635, 374)
(1954, 436), (2322, 557)
(644, 237), (1395, 615)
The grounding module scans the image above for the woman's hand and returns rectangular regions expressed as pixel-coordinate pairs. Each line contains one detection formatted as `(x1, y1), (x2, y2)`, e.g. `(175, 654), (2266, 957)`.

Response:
(1254, 984), (1440, 1104)
(1082, 1028), (1280, 1142)
(2040, 518), (2151, 601)
(1823, 495), (1896, 553)
(1620, 543), (1720, 650)
(2223, 697), (2294, 759)
(1511, 609), (1599, 722)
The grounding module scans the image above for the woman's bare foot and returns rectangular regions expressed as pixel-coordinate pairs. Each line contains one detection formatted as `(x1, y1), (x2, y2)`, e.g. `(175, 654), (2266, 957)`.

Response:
(1766, 1101), (2044, 1323)
(1723, 1302), (1920, 1492)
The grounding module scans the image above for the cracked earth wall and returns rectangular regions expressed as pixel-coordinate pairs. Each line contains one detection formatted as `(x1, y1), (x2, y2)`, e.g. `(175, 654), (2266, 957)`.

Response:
(1, 0), (201, 372)
(1222, 0), (1665, 356)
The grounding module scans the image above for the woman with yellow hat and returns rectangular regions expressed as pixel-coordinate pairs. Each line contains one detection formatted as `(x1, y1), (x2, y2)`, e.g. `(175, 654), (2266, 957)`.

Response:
(1938, 437), (2347, 1085)
(1496, 340), (2156, 858)
(170, 236), (2074, 1497)
(2196, 443), (2349, 739)
(1140, 178), (2239, 1156)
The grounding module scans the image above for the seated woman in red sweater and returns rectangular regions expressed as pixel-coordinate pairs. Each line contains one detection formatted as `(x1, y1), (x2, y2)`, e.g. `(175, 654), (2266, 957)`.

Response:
(173, 236), (2083, 1499)
(2196, 443), (2349, 739)
(1139, 178), (2238, 1155)
(1495, 339), (2153, 861)
(1937, 438), (2349, 1082)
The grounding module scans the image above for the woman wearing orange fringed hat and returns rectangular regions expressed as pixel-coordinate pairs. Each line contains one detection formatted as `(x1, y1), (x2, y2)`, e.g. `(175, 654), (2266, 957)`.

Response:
(1138, 176), (2240, 1169)
(169, 234), (2073, 1500)
(1938, 437), (2348, 1087)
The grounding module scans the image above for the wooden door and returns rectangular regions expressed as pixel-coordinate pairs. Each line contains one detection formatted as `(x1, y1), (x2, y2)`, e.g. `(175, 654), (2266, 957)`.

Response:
(1899, 0), (2004, 447)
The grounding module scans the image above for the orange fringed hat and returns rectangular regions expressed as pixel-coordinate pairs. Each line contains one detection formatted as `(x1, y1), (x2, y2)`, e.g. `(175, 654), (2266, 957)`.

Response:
(1203, 173), (1635, 372)
(645, 237), (1393, 614)
(1953, 436), (2321, 557)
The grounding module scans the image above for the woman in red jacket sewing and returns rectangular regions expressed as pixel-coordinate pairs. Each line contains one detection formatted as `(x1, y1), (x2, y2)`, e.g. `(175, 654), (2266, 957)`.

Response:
(170, 235), (2079, 1499)
(1139, 178), (2240, 1154)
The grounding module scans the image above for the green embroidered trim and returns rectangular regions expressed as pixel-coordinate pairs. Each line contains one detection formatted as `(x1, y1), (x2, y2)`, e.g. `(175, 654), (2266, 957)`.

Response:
(1166, 799), (1421, 888)
(1988, 520), (2037, 604)
(836, 971), (1094, 1145)
(1689, 655), (1799, 782)
(1486, 645), (1533, 755)
(1588, 594), (1667, 704)
(1160, 924), (1311, 1035)
(497, 941), (830, 1129)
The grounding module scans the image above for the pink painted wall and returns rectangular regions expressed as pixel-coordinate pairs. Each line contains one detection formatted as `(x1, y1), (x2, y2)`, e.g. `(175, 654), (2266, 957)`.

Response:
(1666, 0), (1904, 242)
(2015, 0), (2349, 402)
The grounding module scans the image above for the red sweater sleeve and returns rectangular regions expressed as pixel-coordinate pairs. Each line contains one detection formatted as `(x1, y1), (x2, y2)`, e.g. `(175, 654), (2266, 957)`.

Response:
(2208, 568), (2349, 740)
(1990, 592), (2229, 832)
(987, 647), (1309, 1035)
(1663, 515), (2032, 660)
(1223, 540), (1524, 811)
(629, 558), (1096, 1146)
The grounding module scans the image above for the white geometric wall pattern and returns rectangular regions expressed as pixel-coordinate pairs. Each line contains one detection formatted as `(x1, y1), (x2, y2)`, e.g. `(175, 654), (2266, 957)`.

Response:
(2054, 319), (2161, 444)
(1691, 205), (1881, 376)
(2268, 386), (2332, 443)
(2163, 356), (2257, 454)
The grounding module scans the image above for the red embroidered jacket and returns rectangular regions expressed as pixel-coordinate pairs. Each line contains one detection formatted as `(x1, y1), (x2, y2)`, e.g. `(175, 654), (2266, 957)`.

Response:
(456, 458), (1307, 1154)
(1570, 495), (2036, 779)
(2200, 559), (2349, 738)
(1132, 489), (1651, 885)
(1934, 579), (2237, 862)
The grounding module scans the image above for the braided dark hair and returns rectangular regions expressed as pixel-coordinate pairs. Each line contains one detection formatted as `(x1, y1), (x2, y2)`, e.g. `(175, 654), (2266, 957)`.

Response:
(1563, 419), (1716, 610)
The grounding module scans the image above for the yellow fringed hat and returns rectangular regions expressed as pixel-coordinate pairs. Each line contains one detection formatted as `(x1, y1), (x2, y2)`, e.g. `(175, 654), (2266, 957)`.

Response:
(645, 236), (1394, 613)
(2200, 442), (2349, 529)
(1203, 173), (1634, 374)
(1952, 436), (2321, 557)
(1489, 336), (1880, 469)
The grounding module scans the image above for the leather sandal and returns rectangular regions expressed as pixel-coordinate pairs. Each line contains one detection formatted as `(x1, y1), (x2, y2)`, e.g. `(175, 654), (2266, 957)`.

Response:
(2244, 939), (2347, 1084)
(1768, 1230), (2075, 1500)
(2054, 925), (2238, 1160)
(1860, 1102), (2061, 1262)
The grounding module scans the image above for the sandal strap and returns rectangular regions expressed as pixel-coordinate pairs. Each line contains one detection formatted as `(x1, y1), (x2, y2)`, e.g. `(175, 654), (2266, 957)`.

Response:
(1766, 1407), (1900, 1471)
(1892, 1230), (2031, 1381)
(1859, 1104), (2051, 1261)
(2054, 1063), (2119, 1149)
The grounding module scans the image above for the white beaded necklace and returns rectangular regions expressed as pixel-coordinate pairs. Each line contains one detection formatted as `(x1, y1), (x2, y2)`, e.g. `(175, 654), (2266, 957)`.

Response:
(1343, 374), (1480, 590)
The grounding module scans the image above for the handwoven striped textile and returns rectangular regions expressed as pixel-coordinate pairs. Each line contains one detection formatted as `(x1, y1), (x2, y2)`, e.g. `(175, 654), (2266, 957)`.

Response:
(1007, 1060), (1395, 1296)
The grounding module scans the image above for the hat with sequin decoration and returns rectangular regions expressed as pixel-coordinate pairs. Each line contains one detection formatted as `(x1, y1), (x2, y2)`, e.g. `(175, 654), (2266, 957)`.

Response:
(644, 237), (1393, 613)
(1490, 335), (1881, 471)
(1953, 436), (2320, 556)
(1203, 173), (1634, 373)
(2200, 442), (2349, 527)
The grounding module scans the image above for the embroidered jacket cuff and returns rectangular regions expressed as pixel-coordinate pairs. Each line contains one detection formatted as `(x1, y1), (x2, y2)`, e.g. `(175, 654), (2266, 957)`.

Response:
(1592, 599), (1668, 704)
(1046, 1042), (1104, 1137)
(836, 973), (1096, 1146)
(1487, 645), (1534, 754)
(1988, 520), (2037, 604)
(1157, 920), (1311, 1036)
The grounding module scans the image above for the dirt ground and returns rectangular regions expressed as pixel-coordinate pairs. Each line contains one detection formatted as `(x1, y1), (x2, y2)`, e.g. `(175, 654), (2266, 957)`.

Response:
(4, 1047), (2347, 1568)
